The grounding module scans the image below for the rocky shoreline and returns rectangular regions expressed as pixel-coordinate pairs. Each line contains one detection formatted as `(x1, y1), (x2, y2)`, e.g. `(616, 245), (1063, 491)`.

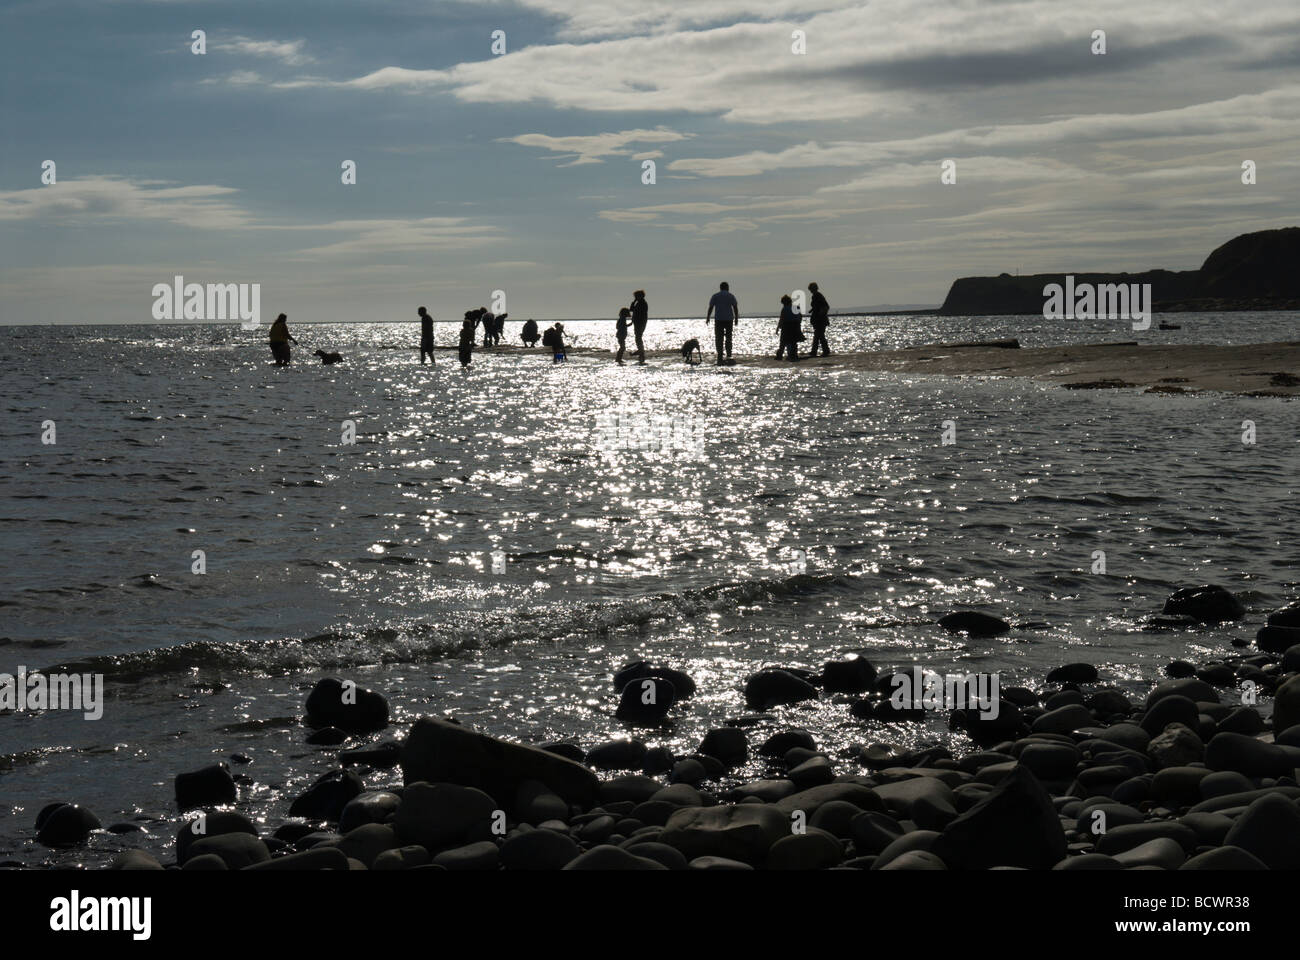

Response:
(25, 585), (1300, 871)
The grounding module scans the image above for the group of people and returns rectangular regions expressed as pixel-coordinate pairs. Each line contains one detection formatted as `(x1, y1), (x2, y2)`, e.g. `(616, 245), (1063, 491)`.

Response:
(423, 281), (832, 369)
(266, 283), (832, 369)
(775, 282), (832, 362)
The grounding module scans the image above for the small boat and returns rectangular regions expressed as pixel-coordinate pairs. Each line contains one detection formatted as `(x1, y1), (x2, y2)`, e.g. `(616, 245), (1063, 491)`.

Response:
(1158, 322), (1181, 330)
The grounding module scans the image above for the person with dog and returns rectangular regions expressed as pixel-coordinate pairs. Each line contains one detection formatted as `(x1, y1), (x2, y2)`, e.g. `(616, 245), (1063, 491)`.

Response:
(705, 282), (739, 365)
(615, 307), (631, 365)
(418, 306), (435, 364)
(777, 294), (803, 361)
(268, 313), (297, 366)
(630, 290), (649, 364)
(808, 282), (831, 357)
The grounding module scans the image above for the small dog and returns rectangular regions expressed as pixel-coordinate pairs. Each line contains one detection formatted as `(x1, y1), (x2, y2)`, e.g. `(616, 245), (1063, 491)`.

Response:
(681, 338), (703, 365)
(314, 349), (344, 365)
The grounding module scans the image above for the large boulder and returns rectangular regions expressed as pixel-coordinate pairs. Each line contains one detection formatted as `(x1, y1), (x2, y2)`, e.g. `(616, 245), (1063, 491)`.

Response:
(660, 805), (789, 865)
(698, 727), (748, 768)
(744, 669), (819, 710)
(933, 764), (1066, 869)
(1256, 625), (1300, 654)
(402, 716), (599, 809)
(288, 769), (364, 822)
(1267, 601), (1300, 628)
(35, 803), (101, 848)
(613, 661), (697, 699)
(937, 611), (1010, 637)
(820, 657), (877, 693)
(1222, 792), (1300, 869)
(1205, 731), (1300, 778)
(304, 677), (389, 733)
(174, 763), (237, 811)
(393, 781), (497, 851)
(1147, 724), (1204, 769)
(1161, 585), (1245, 624)
(615, 677), (676, 725)
(176, 811), (258, 863)
(186, 833), (270, 869)
(1046, 663), (1099, 684)
(1274, 675), (1300, 734)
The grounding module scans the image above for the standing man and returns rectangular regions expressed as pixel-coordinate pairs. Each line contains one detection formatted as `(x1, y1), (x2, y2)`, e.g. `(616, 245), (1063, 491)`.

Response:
(705, 281), (739, 366)
(418, 306), (435, 364)
(630, 289), (649, 365)
(808, 282), (830, 357)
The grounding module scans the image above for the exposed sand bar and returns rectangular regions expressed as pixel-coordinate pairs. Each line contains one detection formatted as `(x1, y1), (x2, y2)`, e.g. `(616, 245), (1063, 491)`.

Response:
(509, 340), (1300, 396)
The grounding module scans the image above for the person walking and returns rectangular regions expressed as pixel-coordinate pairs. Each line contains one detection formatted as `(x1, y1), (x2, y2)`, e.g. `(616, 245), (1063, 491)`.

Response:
(268, 313), (298, 366)
(418, 306), (435, 364)
(630, 290), (649, 365)
(777, 294), (803, 361)
(705, 282), (739, 366)
(808, 282), (830, 357)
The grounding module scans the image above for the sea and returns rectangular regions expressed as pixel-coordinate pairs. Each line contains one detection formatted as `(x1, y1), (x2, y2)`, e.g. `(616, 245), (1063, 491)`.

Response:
(1, 311), (1297, 866)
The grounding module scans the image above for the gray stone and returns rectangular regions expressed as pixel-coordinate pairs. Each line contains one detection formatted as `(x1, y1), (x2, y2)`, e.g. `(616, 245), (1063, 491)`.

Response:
(499, 829), (580, 870)
(372, 845), (431, 870)
(243, 847), (349, 871)
(1147, 725), (1204, 770)
(562, 845), (668, 870)
(402, 717), (599, 808)
(433, 841), (500, 871)
(767, 831), (844, 870)
(660, 804), (788, 865)
(1179, 846), (1268, 870)
(187, 833), (270, 869)
(393, 781), (497, 850)
(1222, 791), (1300, 869)
(933, 764), (1066, 870)
(1110, 837), (1186, 870)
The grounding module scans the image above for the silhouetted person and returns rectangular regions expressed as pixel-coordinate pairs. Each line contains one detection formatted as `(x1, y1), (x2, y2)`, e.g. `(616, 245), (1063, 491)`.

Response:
(458, 318), (475, 367)
(268, 313), (297, 366)
(479, 307), (496, 347)
(542, 322), (567, 361)
(418, 306), (435, 364)
(494, 312), (508, 344)
(521, 318), (540, 347)
(706, 281), (739, 365)
(808, 282), (830, 357)
(630, 290), (649, 365)
(777, 294), (802, 361)
(615, 307), (631, 364)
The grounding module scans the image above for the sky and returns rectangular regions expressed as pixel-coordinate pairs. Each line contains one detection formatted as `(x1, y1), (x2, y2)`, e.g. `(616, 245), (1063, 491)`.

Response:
(1, 0), (1298, 324)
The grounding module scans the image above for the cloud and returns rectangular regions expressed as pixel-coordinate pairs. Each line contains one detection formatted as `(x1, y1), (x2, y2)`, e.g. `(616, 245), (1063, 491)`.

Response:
(0, 177), (252, 229)
(668, 85), (1300, 177)
(232, 1), (1300, 128)
(213, 37), (313, 66)
(0, 177), (502, 260)
(499, 126), (691, 165)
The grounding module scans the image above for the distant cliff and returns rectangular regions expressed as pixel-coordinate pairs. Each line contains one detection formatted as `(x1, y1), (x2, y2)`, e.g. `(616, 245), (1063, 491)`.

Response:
(939, 227), (1300, 315)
